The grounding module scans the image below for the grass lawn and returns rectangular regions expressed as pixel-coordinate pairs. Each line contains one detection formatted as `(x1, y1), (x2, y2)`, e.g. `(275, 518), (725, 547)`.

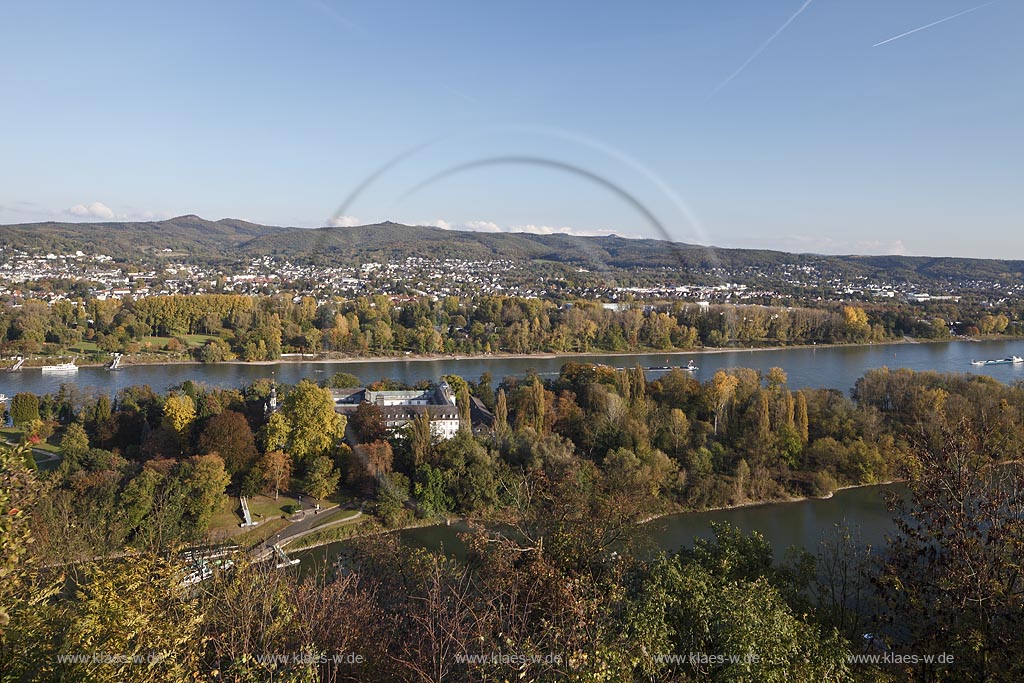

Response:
(68, 341), (100, 353)
(208, 492), (303, 532)
(138, 334), (219, 349)
(182, 334), (219, 347)
(0, 427), (61, 453)
(31, 440), (61, 454)
(246, 493), (302, 519)
(235, 518), (291, 548)
(288, 515), (372, 550)
(208, 494), (244, 531)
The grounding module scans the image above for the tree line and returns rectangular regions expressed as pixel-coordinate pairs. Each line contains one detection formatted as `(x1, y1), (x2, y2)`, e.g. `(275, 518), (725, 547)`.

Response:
(3, 360), (1023, 680)
(3, 292), (1021, 363)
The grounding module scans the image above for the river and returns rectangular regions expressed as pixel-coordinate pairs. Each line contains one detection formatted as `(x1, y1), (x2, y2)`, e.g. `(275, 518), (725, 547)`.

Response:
(5, 339), (1014, 563)
(4, 339), (1024, 398)
(296, 482), (907, 571)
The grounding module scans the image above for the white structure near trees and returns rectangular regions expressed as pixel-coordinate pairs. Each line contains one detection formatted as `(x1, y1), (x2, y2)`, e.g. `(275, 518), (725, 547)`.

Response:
(332, 381), (462, 441)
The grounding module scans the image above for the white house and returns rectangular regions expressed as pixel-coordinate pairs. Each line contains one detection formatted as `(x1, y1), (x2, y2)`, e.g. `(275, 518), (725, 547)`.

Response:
(332, 381), (463, 441)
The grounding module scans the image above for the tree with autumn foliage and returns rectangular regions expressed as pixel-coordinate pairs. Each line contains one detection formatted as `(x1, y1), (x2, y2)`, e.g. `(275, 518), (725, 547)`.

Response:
(259, 449), (291, 500)
(197, 409), (258, 477)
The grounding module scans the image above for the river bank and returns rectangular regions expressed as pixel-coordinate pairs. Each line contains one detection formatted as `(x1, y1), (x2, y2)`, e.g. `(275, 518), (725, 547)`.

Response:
(291, 478), (907, 559)
(7, 336), (1024, 400)
(638, 477), (904, 525)
(27, 334), (1005, 372)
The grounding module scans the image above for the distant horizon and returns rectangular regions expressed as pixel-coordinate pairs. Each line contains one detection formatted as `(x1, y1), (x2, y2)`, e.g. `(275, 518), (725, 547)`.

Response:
(2, 1), (1021, 260)
(1, 212), (1018, 263)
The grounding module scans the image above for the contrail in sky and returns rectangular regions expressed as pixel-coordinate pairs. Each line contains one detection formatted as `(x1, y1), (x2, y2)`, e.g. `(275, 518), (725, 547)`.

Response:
(710, 0), (816, 98)
(873, 1), (1000, 47)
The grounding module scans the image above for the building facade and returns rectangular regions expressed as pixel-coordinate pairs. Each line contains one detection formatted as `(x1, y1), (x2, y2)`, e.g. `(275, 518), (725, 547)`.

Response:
(332, 381), (463, 440)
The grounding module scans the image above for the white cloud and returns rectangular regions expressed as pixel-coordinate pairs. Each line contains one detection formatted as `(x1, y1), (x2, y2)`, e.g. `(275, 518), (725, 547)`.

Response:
(516, 223), (612, 237)
(749, 233), (909, 256)
(856, 239), (907, 256)
(463, 220), (503, 233)
(67, 202), (115, 219)
(427, 218), (625, 238)
(328, 215), (361, 227)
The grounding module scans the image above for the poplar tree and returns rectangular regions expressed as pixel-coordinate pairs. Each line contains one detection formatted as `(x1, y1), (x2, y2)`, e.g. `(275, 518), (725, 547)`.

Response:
(794, 390), (809, 444)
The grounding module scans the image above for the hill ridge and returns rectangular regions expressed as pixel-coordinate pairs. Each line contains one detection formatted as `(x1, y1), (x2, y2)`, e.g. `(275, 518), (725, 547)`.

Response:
(2, 216), (1023, 286)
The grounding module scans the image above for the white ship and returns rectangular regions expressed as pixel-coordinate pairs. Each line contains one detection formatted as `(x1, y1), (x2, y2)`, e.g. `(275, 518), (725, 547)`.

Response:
(40, 361), (78, 373)
(971, 356), (1024, 367)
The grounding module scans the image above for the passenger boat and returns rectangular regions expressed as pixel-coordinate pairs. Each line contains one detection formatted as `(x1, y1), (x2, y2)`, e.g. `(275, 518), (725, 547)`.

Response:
(40, 361), (78, 373)
(972, 356), (1024, 366)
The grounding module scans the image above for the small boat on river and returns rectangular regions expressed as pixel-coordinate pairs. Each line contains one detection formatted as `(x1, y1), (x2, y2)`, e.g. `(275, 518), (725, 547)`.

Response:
(971, 356), (1024, 366)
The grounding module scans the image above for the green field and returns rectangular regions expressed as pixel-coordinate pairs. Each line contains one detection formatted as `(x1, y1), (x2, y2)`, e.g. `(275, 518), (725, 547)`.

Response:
(1, 427), (62, 453)
(139, 334), (219, 349)
(208, 492), (304, 532)
(67, 341), (100, 353)
(65, 333), (219, 356)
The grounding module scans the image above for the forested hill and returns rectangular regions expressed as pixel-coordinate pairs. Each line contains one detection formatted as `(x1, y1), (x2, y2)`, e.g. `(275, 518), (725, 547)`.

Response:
(0, 215), (280, 259)
(2, 215), (1024, 284)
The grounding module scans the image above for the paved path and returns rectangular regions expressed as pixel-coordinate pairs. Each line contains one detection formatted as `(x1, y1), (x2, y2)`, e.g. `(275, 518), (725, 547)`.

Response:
(252, 506), (363, 560)
(2, 437), (62, 468)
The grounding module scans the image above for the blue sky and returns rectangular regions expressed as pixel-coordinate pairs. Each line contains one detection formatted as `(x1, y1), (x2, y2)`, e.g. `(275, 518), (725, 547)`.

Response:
(1, 0), (1021, 258)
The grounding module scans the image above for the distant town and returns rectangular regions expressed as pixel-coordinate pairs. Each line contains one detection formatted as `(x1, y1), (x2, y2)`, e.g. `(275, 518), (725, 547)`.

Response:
(2, 242), (1020, 309)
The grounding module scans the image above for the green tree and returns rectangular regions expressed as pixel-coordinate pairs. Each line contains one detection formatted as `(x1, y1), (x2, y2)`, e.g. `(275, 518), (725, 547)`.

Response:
(407, 410), (434, 467)
(414, 463), (452, 516)
(9, 393), (40, 428)
(258, 411), (291, 453)
(59, 422), (90, 462)
(494, 388), (509, 436)
(0, 442), (44, 637)
(794, 390), (809, 444)
(522, 375), (546, 433)
(377, 472), (411, 527)
(325, 371), (362, 388)
(178, 454), (230, 536)
(44, 554), (202, 681)
(304, 454), (340, 501)
(161, 393), (196, 443)
(710, 371), (740, 435)
(627, 525), (850, 682)
(281, 380), (345, 463)
(753, 389), (771, 442)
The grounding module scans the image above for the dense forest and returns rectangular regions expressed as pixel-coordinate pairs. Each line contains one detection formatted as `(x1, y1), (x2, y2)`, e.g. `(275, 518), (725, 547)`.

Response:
(2, 363), (1024, 680)
(2, 291), (1018, 364)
